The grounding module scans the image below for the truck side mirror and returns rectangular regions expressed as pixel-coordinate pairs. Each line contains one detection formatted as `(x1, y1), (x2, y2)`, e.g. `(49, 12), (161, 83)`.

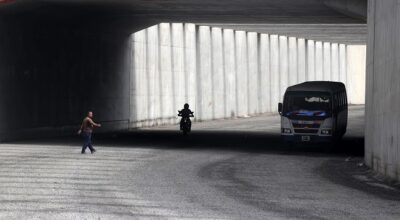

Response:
(278, 103), (283, 115)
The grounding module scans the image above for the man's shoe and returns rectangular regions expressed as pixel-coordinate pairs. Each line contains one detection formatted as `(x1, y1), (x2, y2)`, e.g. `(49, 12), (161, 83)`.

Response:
(81, 151), (85, 154)
(91, 149), (96, 154)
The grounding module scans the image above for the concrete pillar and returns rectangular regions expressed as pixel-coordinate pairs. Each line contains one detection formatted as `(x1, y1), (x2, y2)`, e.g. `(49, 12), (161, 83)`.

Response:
(172, 23), (185, 123)
(339, 44), (347, 86)
(259, 34), (271, 113)
(223, 29), (237, 118)
(197, 26), (213, 120)
(184, 24), (197, 115)
(288, 37), (298, 86)
(307, 40), (316, 81)
(270, 35), (280, 111)
(131, 29), (148, 127)
(365, 0), (400, 181)
(211, 27), (225, 119)
(323, 42), (332, 81)
(297, 38), (307, 83)
(159, 23), (174, 124)
(248, 32), (259, 115)
(146, 25), (161, 126)
(279, 36), (289, 101)
(331, 43), (340, 82)
(235, 31), (249, 116)
(315, 41), (324, 80)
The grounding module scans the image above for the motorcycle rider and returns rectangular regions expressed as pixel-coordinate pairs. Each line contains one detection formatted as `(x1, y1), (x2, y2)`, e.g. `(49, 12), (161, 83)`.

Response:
(178, 103), (194, 131)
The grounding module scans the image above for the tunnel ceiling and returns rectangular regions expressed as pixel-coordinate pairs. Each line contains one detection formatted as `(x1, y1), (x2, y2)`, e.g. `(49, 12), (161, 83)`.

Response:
(0, 0), (367, 44)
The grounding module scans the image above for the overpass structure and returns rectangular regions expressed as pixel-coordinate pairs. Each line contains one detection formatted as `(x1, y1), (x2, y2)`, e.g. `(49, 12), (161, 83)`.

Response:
(0, 1), (398, 181)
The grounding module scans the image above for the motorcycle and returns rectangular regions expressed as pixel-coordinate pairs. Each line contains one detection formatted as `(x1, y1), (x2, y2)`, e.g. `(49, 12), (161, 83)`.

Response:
(178, 110), (194, 135)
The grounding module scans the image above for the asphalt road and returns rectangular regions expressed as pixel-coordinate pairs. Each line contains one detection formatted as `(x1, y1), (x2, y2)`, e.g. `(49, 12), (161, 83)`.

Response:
(1, 105), (400, 220)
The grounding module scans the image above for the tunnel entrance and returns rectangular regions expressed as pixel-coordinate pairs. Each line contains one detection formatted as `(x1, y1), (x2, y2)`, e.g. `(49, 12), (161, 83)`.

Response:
(128, 23), (366, 132)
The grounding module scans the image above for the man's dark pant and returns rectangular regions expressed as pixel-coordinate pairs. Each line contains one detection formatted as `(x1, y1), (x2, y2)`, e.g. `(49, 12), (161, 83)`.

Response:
(82, 132), (95, 153)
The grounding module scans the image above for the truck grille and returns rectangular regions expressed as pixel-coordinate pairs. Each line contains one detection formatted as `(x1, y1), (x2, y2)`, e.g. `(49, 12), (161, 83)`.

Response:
(292, 123), (321, 129)
(294, 129), (319, 134)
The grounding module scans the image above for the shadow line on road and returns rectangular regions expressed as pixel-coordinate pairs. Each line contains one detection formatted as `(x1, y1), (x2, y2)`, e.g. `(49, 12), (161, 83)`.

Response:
(6, 130), (364, 157)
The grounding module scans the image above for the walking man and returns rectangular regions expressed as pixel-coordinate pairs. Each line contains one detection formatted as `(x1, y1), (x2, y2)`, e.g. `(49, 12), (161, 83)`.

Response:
(78, 111), (101, 154)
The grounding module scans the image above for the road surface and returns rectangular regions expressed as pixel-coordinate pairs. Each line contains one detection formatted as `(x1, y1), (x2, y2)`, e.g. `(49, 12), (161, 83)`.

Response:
(0, 106), (399, 219)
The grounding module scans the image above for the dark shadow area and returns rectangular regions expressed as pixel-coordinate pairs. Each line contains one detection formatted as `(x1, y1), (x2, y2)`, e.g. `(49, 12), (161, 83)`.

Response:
(7, 129), (364, 157)
(317, 158), (400, 201)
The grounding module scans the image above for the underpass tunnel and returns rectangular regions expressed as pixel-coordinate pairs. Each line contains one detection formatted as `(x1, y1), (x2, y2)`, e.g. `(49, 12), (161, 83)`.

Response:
(8, 0), (400, 182)
(0, 1), (367, 157)
(0, 1), (367, 141)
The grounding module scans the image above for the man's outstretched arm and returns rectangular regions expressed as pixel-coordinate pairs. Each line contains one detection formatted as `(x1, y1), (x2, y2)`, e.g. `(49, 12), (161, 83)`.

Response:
(88, 118), (101, 127)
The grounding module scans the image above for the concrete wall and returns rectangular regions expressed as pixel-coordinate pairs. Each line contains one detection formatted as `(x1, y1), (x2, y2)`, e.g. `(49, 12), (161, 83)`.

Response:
(365, 0), (400, 181)
(130, 23), (367, 126)
(0, 16), (133, 140)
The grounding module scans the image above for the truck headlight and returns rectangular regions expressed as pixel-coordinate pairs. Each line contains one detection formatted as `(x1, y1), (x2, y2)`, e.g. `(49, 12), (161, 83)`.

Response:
(321, 118), (333, 129)
(282, 128), (292, 134)
(321, 129), (331, 135)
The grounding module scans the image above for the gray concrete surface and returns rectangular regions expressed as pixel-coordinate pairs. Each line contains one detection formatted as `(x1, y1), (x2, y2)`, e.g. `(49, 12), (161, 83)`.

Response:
(1, 106), (399, 219)
(365, 0), (400, 182)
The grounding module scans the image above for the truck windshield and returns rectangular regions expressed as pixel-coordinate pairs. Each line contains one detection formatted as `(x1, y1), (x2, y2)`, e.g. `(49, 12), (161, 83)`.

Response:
(284, 92), (331, 118)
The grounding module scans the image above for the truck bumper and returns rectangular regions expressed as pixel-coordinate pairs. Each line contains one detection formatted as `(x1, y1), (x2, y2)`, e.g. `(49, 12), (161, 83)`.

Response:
(282, 134), (333, 143)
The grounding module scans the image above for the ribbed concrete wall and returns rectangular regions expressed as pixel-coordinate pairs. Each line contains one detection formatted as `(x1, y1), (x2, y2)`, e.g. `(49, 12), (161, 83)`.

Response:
(130, 23), (366, 127)
(366, 0), (400, 181)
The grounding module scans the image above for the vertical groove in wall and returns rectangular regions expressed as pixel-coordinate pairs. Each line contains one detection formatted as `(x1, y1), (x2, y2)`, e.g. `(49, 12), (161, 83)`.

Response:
(266, 34), (271, 113)
(314, 41), (317, 80)
(183, 24), (188, 103)
(128, 35), (134, 128)
(257, 34), (262, 113)
(245, 31), (249, 115)
(288, 37), (298, 86)
(170, 24), (176, 123)
(279, 36), (289, 102)
(296, 38), (300, 84)
(298, 38), (306, 83)
(145, 29), (151, 123)
(195, 25), (202, 120)
(305, 40), (309, 81)
(157, 25), (163, 121)
(233, 31), (238, 116)
(210, 28), (215, 119)
(270, 35), (280, 111)
(222, 30), (227, 118)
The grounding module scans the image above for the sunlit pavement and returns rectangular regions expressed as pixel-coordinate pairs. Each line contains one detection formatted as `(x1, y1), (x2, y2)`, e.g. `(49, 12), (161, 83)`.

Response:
(0, 105), (399, 219)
